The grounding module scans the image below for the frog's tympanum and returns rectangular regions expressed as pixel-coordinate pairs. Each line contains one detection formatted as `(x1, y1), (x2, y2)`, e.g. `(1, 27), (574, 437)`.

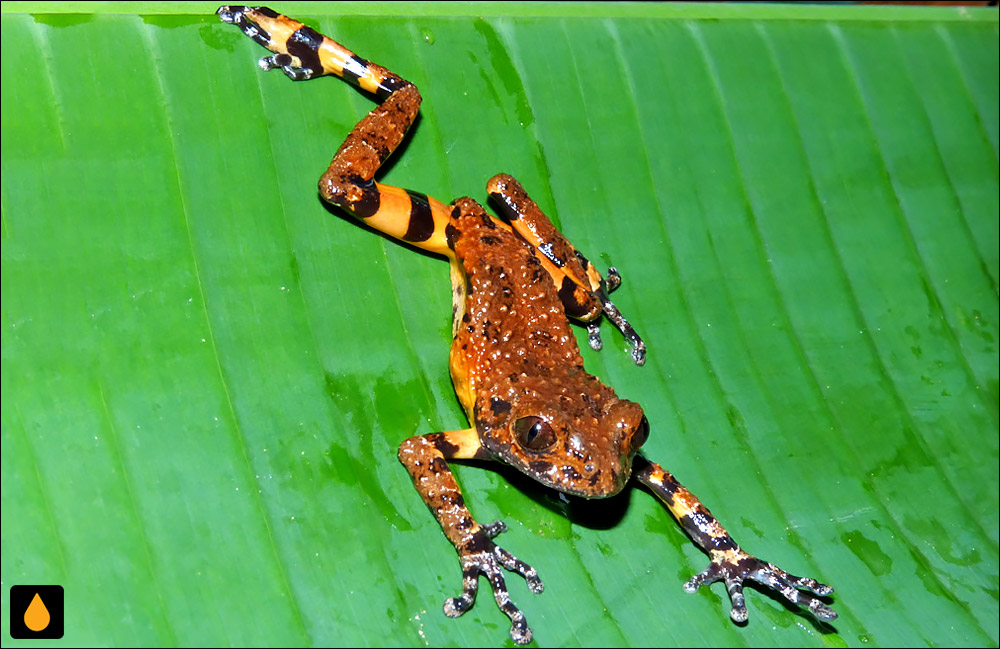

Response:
(218, 6), (838, 644)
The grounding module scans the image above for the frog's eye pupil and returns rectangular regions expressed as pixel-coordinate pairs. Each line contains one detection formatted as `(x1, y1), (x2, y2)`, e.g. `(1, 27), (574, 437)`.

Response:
(633, 415), (650, 449)
(513, 416), (557, 451)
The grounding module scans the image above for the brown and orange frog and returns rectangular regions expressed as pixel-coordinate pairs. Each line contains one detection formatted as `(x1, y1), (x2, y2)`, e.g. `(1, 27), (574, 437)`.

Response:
(218, 6), (838, 644)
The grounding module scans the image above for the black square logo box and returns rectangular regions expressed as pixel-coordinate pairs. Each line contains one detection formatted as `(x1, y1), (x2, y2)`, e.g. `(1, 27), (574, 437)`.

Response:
(9, 585), (64, 639)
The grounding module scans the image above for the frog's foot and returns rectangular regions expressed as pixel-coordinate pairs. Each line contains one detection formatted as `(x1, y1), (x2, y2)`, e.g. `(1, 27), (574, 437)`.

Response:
(257, 53), (316, 80)
(586, 321), (604, 352)
(592, 291), (646, 366)
(444, 521), (544, 645)
(686, 548), (837, 624)
(604, 266), (622, 293)
(217, 6), (320, 80)
(217, 6), (271, 48)
(586, 285), (646, 365)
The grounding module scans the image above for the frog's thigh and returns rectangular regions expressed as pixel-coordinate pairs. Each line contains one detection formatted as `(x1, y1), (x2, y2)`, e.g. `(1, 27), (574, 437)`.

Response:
(354, 183), (455, 255)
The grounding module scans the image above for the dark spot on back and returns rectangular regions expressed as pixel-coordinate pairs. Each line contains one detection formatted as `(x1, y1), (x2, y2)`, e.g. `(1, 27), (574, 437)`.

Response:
(445, 223), (460, 250)
(490, 397), (511, 416)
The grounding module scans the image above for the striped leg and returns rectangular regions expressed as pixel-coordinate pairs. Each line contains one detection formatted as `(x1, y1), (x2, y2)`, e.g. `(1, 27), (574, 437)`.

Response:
(633, 456), (837, 623)
(218, 5), (454, 256)
(488, 173), (646, 365)
(398, 430), (544, 645)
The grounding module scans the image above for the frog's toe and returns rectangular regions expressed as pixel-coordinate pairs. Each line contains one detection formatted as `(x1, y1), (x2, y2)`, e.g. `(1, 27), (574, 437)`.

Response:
(495, 542), (544, 594)
(442, 571), (476, 619)
(258, 53), (287, 71)
(484, 568), (533, 645)
(724, 577), (749, 623)
(684, 564), (750, 622)
(587, 321), (604, 352)
(217, 5), (270, 49)
(630, 341), (647, 366)
(216, 5), (244, 25)
(752, 563), (838, 622)
(480, 519), (507, 538)
(605, 267), (622, 293)
(256, 53), (316, 81)
(480, 520), (543, 593)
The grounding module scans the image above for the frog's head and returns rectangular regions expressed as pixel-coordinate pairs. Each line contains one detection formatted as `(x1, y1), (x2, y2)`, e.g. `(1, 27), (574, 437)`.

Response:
(475, 370), (649, 498)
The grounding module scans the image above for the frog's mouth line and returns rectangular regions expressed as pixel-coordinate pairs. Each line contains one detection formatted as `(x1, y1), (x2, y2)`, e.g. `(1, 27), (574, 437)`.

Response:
(521, 457), (631, 500)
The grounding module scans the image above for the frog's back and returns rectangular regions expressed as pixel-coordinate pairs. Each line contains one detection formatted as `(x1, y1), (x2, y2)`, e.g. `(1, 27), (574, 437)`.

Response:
(448, 198), (585, 383)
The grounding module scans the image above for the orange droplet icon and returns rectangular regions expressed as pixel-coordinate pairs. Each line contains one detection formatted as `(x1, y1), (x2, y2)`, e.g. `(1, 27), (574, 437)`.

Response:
(24, 592), (51, 632)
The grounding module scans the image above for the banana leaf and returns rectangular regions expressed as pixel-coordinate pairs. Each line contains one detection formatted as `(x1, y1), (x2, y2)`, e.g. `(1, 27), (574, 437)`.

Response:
(2, 1), (997, 646)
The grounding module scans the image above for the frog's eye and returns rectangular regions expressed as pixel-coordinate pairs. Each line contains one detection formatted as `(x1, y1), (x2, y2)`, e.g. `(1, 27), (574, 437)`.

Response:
(632, 415), (650, 449)
(513, 416), (557, 452)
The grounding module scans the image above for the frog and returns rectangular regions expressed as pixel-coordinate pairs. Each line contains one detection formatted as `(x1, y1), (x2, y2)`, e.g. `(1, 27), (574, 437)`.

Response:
(217, 6), (839, 644)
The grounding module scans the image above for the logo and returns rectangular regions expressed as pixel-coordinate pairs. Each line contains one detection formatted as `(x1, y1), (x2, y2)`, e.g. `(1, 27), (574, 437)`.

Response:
(9, 585), (64, 639)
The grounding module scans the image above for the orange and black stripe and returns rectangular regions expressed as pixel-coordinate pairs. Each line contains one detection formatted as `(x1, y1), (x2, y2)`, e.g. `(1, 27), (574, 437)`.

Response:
(218, 5), (406, 97)
(218, 5), (455, 255)
(633, 456), (837, 623)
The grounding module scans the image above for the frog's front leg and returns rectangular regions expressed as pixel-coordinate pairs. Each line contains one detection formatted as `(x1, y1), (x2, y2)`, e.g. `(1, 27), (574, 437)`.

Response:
(633, 456), (837, 624)
(398, 429), (544, 645)
(487, 173), (646, 365)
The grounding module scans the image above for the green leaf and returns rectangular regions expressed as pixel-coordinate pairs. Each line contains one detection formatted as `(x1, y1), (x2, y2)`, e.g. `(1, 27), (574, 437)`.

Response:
(3, 2), (997, 646)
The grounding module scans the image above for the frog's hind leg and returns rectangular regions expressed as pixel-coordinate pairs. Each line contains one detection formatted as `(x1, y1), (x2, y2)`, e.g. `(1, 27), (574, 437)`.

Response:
(218, 5), (405, 92)
(319, 94), (455, 257)
(218, 5), (455, 257)
(487, 173), (646, 365)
